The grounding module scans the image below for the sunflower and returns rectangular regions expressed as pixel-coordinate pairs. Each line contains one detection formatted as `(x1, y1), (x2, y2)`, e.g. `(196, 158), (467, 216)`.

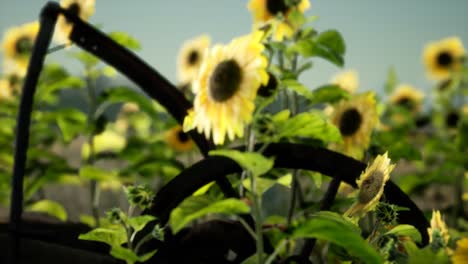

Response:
(177, 35), (211, 87)
(330, 92), (379, 159)
(165, 126), (194, 152)
(183, 31), (269, 145)
(344, 152), (395, 220)
(81, 129), (127, 159)
(423, 37), (465, 80)
(0, 79), (13, 100)
(427, 210), (450, 246)
(331, 70), (359, 94)
(453, 238), (468, 264)
(389, 84), (424, 114)
(55, 0), (95, 44)
(247, 0), (310, 41)
(2, 21), (39, 77)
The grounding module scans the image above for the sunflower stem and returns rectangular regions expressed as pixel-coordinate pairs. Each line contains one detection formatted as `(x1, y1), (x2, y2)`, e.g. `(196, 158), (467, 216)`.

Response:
(85, 67), (100, 227)
(246, 129), (265, 264)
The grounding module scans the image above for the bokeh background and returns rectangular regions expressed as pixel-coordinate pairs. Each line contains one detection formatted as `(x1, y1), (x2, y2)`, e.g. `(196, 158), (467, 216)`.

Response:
(1, 0), (468, 98)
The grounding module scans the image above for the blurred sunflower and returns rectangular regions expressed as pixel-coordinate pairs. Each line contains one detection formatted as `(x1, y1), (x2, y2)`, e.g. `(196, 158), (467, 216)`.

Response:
(389, 84), (424, 114)
(82, 129), (127, 160)
(55, 0), (95, 44)
(330, 70), (359, 94)
(453, 238), (468, 264)
(0, 79), (13, 100)
(330, 92), (378, 159)
(423, 37), (465, 80)
(165, 126), (194, 152)
(2, 21), (39, 77)
(183, 31), (269, 145)
(177, 35), (211, 87)
(344, 152), (395, 220)
(247, 0), (310, 41)
(427, 210), (450, 246)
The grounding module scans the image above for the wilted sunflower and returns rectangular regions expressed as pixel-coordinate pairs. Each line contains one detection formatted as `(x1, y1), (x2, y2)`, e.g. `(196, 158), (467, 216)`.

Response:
(247, 0), (310, 41)
(183, 31), (269, 145)
(389, 84), (424, 114)
(344, 152), (395, 220)
(331, 70), (359, 94)
(427, 210), (450, 246)
(423, 37), (465, 80)
(177, 35), (211, 87)
(165, 126), (194, 152)
(55, 0), (95, 44)
(453, 238), (468, 264)
(2, 21), (39, 77)
(330, 92), (378, 159)
(0, 79), (13, 100)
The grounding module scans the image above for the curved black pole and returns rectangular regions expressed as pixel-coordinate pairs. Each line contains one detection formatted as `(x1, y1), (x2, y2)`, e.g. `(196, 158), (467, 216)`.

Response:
(62, 3), (238, 199)
(8, 3), (60, 263)
(149, 143), (430, 246)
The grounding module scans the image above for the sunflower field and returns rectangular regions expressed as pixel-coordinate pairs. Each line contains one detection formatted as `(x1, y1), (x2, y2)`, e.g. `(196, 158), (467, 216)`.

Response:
(0, 1), (467, 264)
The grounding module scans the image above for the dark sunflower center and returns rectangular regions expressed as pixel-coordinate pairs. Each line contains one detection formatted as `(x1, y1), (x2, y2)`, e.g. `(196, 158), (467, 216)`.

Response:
(436, 51), (453, 67)
(339, 108), (362, 136)
(257, 72), (278, 97)
(433, 191), (445, 203)
(187, 50), (199, 65)
(15, 36), (33, 55)
(266, 0), (289, 15)
(66, 3), (81, 23)
(396, 97), (415, 111)
(358, 171), (384, 204)
(445, 111), (459, 128)
(209, 59), (242, 102)
(177, 130), (190, 143)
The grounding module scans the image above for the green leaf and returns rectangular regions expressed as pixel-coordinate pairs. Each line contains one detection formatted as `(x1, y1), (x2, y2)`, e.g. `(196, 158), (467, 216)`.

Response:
(99, 87), (158, 118)
(404, 241), (450, 264)
(170, 197), (250, 233)
(79, 166), (118, 182)
(288, 8), (306, 29)
(282, 79), (315, 102)
(37, 76), (86, 99)
(385, 224), (422, 243)
(79, 227), (127, 247)
(292, 211), (382, 264)
(242, 177), (277, 195)
(316, 30), (346, 56)
(127, 215), (156, 234)
(288, 30), (346, 67)
(110, 246), (139, 264)
(274, 111), (342, 143)
(209, 150), (274, 177)
(108, 31), (141, 51)
(55, 108), (87, 142)
(193, 181), (215, 196)
(310, 84), (350, 104)
(384, 66), (398, 94)
(26, 199), (68, 221)
(70, 51), (100, 68)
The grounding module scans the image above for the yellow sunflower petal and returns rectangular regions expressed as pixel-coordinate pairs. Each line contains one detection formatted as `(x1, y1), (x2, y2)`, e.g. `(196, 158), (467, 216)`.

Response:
(187, 32), (268, 145)
(247, 0), (311, 41)
(427, 210), (450, 245)
(344, 152), (395, 220)
(177, 34), (211, 86)
(452, 238), (468, 264)
(1, 21), (39, 77)
(55, 0), (95, 44)
(329, 92), (379, 159)
(422, 36), (465, 80)
(331, 70), (359, 94)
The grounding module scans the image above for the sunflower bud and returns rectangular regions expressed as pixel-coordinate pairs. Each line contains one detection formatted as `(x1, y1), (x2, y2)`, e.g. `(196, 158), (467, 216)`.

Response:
(124, 184), (155, 210)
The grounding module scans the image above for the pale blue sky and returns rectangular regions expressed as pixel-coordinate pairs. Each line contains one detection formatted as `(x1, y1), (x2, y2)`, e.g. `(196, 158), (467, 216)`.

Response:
(1, 1), (468, 96)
